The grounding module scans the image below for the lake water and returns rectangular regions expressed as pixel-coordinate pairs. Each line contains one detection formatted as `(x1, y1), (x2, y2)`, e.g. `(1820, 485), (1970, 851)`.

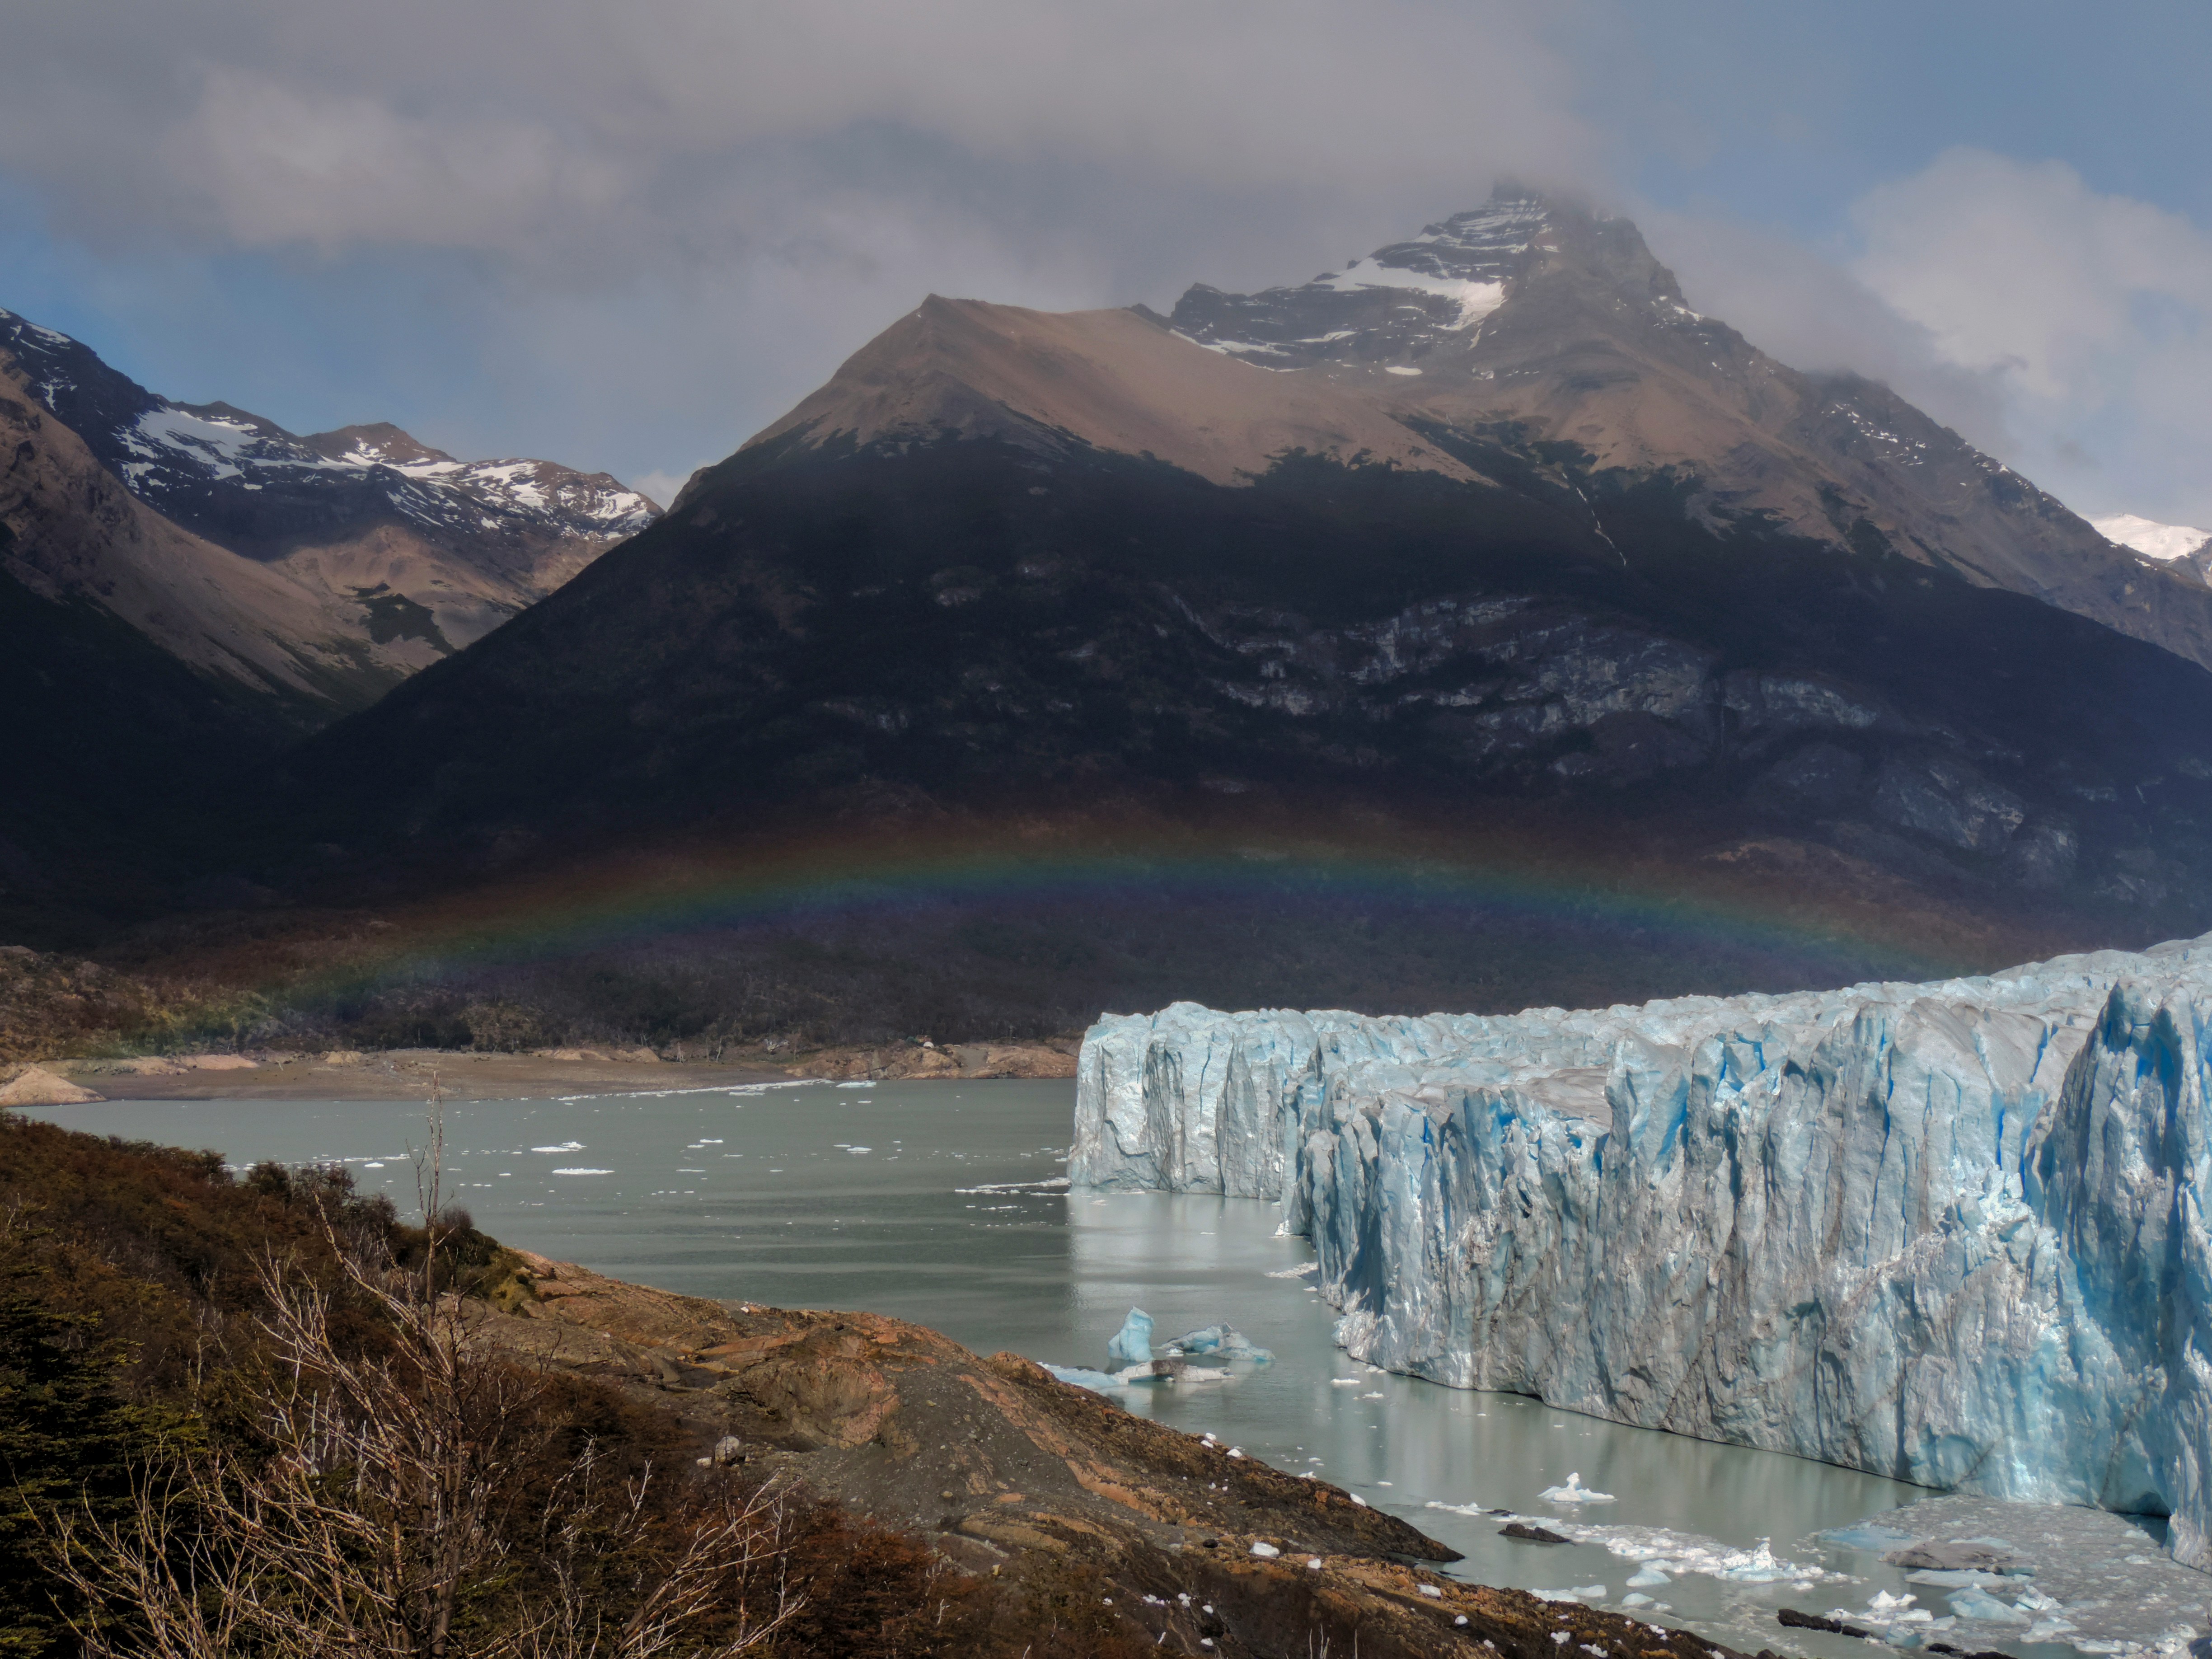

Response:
(28, 1079), (2203, 1659)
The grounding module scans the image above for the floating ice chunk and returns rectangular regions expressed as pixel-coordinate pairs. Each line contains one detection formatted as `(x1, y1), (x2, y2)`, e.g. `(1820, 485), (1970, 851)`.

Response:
(1267, 1262), (1320, 1279)
(1540, 1473), (1615, 1505)
(1626, 1565), (1670, 1588)
(531, 1142), (586, 1152)
(1331, 1377), (1363, 1387)
(1106, 1307), (1153, 1365)
(1907, 1569), (2015, 1588)
(1945, 1587), (2028, 1623)
(1621, 1593), (1652, 1608)
(1821, 1523), (1921, 1552)
(1162, 1323), (1272, 1363)
(1533, 1587), (1606, 1603)
(550, 1168), (614, 1175)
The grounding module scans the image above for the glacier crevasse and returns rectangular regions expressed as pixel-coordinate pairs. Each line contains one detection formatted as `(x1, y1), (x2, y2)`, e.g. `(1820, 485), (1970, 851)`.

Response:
(1069, 937), (2212, 1566)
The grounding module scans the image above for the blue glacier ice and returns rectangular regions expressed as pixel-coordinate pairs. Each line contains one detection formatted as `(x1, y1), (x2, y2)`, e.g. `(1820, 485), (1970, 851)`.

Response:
(1162, 1323), (1273, 1363)
(1069, 935), (2212, 1568)
(1106, 1306), (1154, 1365)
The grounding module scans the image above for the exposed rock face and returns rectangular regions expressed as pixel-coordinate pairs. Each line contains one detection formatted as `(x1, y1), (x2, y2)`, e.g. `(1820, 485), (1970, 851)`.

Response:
(1, 347), (403, 700)
(1071, 933), (2212, 1568)
(0, 306), (658, 671)
(1170, 188), (2212, 679)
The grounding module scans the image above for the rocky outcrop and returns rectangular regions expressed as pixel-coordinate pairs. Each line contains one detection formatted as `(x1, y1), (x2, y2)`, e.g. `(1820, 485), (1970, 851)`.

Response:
(1072, 933), (2212, 1568)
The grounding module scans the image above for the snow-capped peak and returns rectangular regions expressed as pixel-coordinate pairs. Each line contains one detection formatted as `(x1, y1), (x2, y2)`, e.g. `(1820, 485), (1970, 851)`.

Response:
(2093, 513), (2212, 563)
(1164, 187), (1697, 374)
(1, 306), (659, 550)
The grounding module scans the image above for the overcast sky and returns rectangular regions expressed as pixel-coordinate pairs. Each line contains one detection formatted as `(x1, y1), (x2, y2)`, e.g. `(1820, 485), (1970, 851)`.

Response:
(4, 0), (2208, 523)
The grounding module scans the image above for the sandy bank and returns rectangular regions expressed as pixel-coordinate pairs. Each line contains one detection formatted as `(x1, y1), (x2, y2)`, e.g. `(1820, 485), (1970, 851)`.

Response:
(16, 1036), (1078, 1101)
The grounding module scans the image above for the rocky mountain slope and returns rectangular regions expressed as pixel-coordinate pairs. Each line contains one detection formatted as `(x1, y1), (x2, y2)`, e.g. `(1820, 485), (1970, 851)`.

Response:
(745, 294), (1485, 487)
(0, 306), (657, 675)
(1170, 191), (2212, 676)
(63, 188), (2212, 1032)
(1073, 927), (2212, 1573)
(275, 194), (2212, 923)
(0, 307), (659, 933)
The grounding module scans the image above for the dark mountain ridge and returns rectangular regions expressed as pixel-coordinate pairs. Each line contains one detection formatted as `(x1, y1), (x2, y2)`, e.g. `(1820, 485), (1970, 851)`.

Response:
(32, 189), (2212, 1041)
(0, 307), (660, 659)
(1172, 188), (2212, 675)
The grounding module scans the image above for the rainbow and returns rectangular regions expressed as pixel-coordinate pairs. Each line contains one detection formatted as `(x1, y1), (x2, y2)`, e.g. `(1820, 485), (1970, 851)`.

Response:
(236, 808), (2073, 1021)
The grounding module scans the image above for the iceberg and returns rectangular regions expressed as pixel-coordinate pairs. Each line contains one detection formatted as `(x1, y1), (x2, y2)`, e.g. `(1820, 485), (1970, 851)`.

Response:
(1161, 1322), (1273, 1363)
(1070, 934), (2212, 1568)
(1537, 1472), (1615, 1505)
(1105, 1307), (1153, 1366)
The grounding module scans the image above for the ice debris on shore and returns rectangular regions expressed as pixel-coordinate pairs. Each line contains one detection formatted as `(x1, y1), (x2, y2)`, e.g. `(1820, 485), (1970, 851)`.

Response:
(1070, 933), (2212, 1566)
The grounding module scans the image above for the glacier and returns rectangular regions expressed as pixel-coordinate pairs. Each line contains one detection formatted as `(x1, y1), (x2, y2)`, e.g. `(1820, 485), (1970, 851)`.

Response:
(1069, 935), (2212, 1568)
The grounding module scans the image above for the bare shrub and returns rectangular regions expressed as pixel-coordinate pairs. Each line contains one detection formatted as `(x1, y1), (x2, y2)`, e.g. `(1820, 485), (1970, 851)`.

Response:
(49, 1108), (799, 1659)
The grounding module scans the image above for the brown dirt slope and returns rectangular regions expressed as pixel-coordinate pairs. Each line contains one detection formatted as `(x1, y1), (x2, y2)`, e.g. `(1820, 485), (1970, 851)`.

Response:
(0, 347), (412, 703)
(741, 296), (1489, 489)
(478, 1251), (1760, 1659)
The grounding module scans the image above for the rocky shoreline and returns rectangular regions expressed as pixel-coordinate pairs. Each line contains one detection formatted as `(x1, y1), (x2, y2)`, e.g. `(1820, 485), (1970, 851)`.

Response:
(476, 1248), (1762, 1659)
(0, 1035), (1079, 1103)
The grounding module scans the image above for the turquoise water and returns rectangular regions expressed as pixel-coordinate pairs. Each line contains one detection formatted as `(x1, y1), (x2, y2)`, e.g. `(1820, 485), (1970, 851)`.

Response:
(27, 1081), (2183, 1659)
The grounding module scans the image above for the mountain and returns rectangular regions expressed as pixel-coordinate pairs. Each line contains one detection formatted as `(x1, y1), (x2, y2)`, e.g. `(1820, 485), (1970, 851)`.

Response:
(1169, 192), (2212, 674)
(0, 307), (658, 677)
(227, 188), (2212, 1048)
(0, 307), (657, 936)
(742, 294), (1484, 487)
(2095, 511), (2212, 586)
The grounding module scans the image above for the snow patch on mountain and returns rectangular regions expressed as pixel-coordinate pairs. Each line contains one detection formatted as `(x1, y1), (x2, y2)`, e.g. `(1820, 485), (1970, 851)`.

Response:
(1312, 261), (1505, 329)
(0, 307), (657, 547)
(2094, 513), (2212, 564)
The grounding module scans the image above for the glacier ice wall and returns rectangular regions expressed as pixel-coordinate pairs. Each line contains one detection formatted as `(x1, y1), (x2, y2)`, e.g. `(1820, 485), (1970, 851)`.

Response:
(1069, 938), (2212, 1567)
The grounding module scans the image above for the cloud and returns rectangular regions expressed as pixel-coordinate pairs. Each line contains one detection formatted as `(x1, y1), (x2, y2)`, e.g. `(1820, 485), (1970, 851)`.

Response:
(8, 7), (2206, 529)
(0, 0), (1602, 483)
(1637, 207), (2010, 451)
(1847, 149), (2212, 522)
(1, 1), (1594, 278)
